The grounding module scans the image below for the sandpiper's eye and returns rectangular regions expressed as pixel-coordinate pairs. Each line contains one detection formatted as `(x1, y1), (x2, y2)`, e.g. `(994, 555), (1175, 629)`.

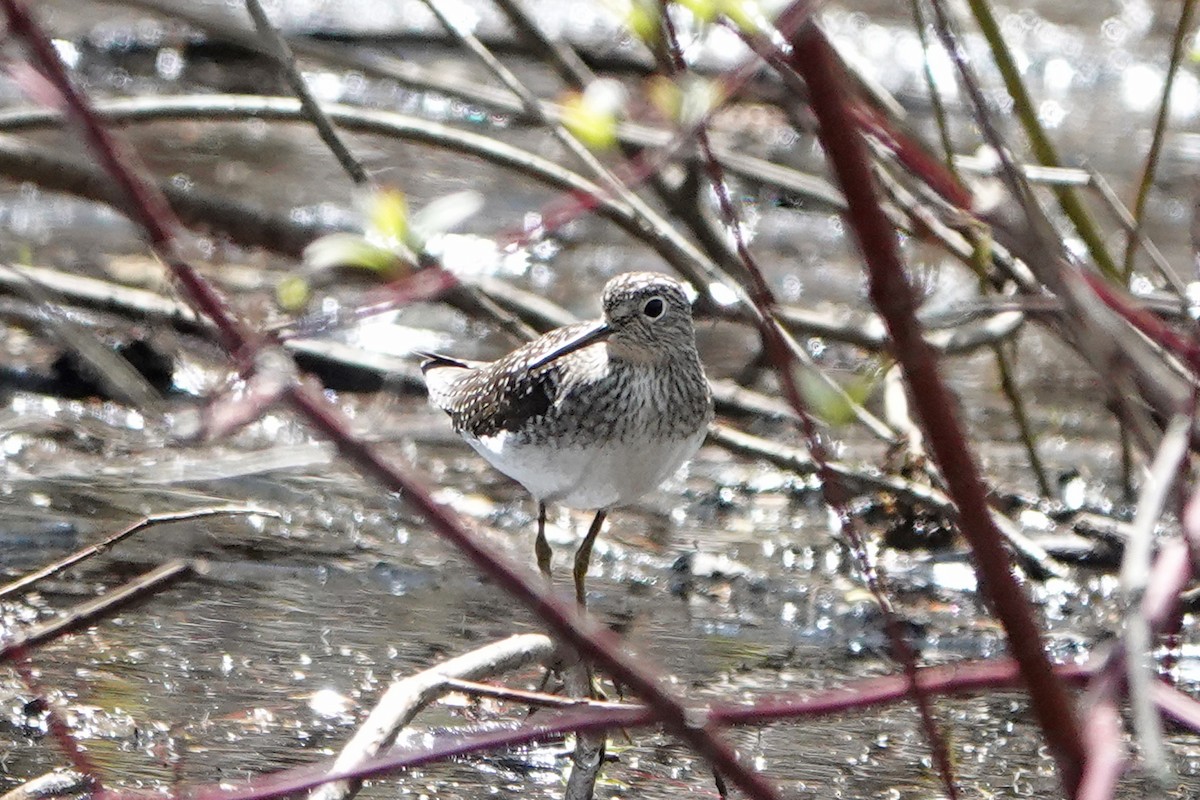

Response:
(643, 297), (665, 319)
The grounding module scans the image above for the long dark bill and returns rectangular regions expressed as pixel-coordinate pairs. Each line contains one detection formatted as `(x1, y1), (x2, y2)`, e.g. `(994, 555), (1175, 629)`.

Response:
(528, 321), (613, 370)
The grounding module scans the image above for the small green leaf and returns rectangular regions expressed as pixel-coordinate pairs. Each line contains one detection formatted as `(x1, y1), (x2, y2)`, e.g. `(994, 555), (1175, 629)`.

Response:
(646, 74), (682, 121)
(721, 0), (764, 34)
(302, 232), (403, 274)
(677, 0), (720, 23)
(366, 187), (408, 245)
(561, 92), (619, 152)
(625, 0), (660, 44)
(797, 367), (856, 426)
(276, 275), (311, 311)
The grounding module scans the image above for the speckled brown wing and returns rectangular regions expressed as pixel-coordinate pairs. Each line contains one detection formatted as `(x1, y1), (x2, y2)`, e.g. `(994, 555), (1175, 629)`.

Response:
(420, 323), (596, 439)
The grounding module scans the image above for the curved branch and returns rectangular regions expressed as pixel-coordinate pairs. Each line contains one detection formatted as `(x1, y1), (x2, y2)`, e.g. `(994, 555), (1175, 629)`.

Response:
(0, 96), (712, 276)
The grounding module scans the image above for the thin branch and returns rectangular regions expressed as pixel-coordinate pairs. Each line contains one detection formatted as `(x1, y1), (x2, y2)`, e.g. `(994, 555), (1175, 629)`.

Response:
(438, 676), (640, 710)
(924, 0), (1070, 292)
(309, 634), (556, 800)
(0, 262), (209, 331)
(663, 7), (959, 796)
(0, 97), (703, 281)
(909, 0), (955, 167)
(417, 0), (732, 305)
(0, 131), (337, 257)
(708, 423), (1065, 577)
(1, 261), (166, 412)
(787, 26), (1085, 793)
(0, 771), (90, 800)
(0, 561), (192, 662)
(243, 0), (369, 185)
(120, 659), (1108, 800)
(1088, 167), (1184, 295)
(490, 0), (596, 88)
(0, 507), (274, 599)
(961, 0), (1119, 280)
(1119, 412), (1192, 780)
(992, 336), (1052, 496)
(1121, 0), (1197, 281)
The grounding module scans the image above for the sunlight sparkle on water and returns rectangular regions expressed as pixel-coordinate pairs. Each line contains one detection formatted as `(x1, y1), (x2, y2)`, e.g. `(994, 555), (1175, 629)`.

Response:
(309, 688), (353, 718)
(436, 233), (502, 277)
(155, 47), (184, 81)
(707, 280), (738, 306)
(51, 40), (80, 68)
(1043, 57), (1074, 94)
(1121, 63), (1162, 113)
(1037, 99), (1066, 129)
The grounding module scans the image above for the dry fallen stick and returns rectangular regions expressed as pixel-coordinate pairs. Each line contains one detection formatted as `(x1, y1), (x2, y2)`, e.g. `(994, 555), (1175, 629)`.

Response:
(0, 507), (276, 600)
(439, 675), (642, 712)
(0, 560), (191, 663)
(308, 633), (556, 800)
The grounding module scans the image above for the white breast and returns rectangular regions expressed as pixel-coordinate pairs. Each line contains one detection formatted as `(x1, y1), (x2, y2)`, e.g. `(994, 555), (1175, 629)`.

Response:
(466, 426), (708, 510)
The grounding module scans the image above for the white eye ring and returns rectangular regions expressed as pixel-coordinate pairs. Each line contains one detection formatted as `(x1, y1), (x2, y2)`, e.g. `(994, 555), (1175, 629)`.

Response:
(643, 297), (665, 318)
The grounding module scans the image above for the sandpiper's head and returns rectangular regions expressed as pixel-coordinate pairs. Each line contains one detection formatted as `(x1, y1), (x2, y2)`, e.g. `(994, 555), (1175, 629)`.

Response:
(600, 272), (697, 362)
(527, 272), (698, 370)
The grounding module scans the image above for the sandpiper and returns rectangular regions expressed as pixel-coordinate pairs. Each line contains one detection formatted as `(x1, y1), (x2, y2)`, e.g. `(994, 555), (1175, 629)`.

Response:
(421, 272), (714, 604)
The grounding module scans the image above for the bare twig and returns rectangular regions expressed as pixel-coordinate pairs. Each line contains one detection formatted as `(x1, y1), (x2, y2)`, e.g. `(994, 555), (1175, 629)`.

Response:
(0, 262), (166, 412)
(1088, 167), (1183, 295)
(490, 0), (596, 88)
(0, 262), (208, 331)
(787, 26), (1084, 793)
(0, 561), (192, 662)
(708, 423), (1065, 576)
(960, 0), (1118, 280)
(1119, 413), (1192, 780)
(417, 0), (734, 305)
(0, 507), (273, 599)
(155, 659), (1108, 800)
(439, 675), (641, 710)
(909, 0), (955, 167)
(663, 10), (958, 794)
(1121, 0), (1197, 281)
(0, 132), (338, 256)
(309, 634), (556, 800)
(0, 771), (89, 800)
(243, 0), (369, 184)
(1077, 698), (1125, 800)
(992, 336), (1052, 496)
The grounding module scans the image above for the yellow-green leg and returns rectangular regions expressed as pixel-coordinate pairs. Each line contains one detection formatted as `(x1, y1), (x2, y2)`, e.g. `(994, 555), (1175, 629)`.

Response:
(569, 510), (611, 783)
(535, 502), (552, 580)
(573, 510), (607, 607)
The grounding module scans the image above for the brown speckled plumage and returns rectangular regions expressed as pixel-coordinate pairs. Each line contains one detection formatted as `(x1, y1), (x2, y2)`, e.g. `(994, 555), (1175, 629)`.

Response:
(421, 272), (713, 509)
(421, 272), (713, 599)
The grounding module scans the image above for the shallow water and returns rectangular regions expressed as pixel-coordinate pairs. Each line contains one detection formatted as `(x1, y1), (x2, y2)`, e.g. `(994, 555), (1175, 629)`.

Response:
(2, 0), (1200, 798)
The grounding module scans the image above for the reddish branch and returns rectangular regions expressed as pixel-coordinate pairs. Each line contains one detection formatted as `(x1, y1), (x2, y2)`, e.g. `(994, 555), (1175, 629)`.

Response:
(659, 7), (960, 798)
(786, 25), (1086, 796)
(93, 657), (1200, 800)
(1080, 269), (1200, 375)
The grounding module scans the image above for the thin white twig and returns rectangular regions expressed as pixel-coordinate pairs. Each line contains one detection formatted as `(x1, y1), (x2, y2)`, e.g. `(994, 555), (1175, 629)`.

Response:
(308, 634), (556, 800)
(1120, 411), (1191, 779)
